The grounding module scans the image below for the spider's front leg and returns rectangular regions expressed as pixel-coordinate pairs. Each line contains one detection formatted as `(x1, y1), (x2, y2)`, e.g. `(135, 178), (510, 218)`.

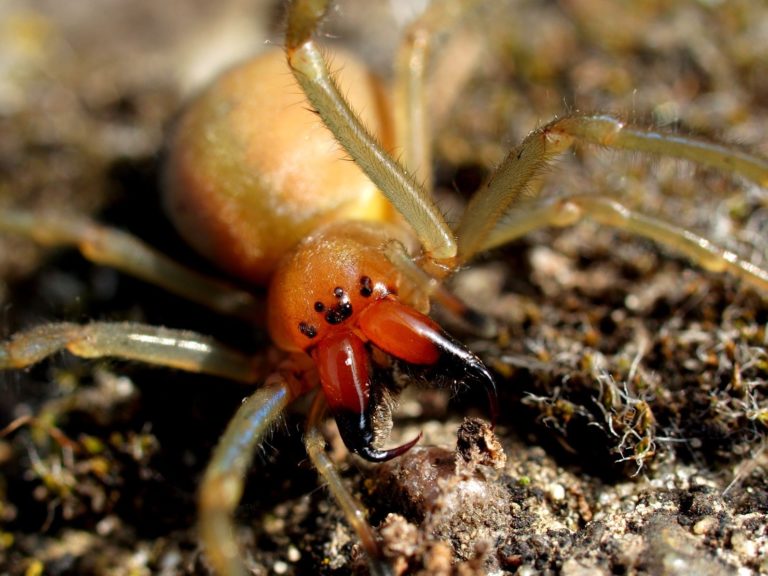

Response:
(452, 114), (768, 291)
(284, 0), (457, 263)
(199, 359), (400, 576)
(198, 374), (299, 576)
(304, 393), (395, 576)
(0, 322), (261, 382)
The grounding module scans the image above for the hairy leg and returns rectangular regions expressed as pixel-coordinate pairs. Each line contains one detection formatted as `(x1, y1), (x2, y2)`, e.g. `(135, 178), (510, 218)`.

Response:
(305, 393), (394, 576)
(394, 0), (483, 190)
(0, 321), (263, 382)
(483, 194), (768, 292)
(455, 114), (768, 264)
(198, 377), (298, 576)
(284, 0), (456, 261)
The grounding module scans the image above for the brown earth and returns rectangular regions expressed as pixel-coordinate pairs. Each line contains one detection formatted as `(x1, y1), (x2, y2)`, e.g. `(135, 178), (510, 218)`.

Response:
(1, 1), (766, 574)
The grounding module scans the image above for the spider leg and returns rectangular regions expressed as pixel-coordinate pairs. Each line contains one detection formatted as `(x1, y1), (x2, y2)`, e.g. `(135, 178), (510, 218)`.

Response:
(394, 0), (483, 189)
(0, 321), (262, 382)
(0, 208), (262, 321)
(455, 114), (768, 263)
(483, 194), (768, 292)
(551, 115), (768, 185)
(383, 239), (498, 337)
(198, 376), (297, 576)
(305, 392), (395, 576)
(285, 0), (456, 261)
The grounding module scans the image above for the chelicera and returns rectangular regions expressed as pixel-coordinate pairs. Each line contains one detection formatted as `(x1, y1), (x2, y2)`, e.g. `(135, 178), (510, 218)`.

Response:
(1, 0), (768, 574)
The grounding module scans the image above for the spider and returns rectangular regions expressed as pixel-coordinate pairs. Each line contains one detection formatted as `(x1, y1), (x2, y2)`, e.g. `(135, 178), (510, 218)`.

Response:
(1, 0), (768, 574)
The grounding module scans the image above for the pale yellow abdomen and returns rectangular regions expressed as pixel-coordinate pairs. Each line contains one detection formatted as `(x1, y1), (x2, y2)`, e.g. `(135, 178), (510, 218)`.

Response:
(163, 49), (394, 285)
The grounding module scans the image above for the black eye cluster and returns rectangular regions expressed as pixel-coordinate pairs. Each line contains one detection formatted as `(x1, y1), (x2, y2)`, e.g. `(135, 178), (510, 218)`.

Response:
(324, 286), (353, 325)
(298, 276), (375, 339)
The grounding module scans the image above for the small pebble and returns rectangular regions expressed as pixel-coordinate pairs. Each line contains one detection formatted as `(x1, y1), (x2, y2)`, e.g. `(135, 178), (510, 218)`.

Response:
(547, 483), (566, 501)
(692, 516), (717, 535)
(286, 545), (301, 562)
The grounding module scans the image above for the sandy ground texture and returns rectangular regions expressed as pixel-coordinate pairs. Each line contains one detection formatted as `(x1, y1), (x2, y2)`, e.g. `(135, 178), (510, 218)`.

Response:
(1, 0), (767, 574)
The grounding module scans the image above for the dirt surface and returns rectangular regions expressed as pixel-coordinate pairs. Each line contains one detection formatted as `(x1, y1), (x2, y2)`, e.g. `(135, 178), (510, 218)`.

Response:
(1, 0), (767, 575)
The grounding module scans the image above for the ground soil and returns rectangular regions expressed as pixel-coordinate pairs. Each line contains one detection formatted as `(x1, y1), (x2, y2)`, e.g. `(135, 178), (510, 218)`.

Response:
(1, 1), (767, 574)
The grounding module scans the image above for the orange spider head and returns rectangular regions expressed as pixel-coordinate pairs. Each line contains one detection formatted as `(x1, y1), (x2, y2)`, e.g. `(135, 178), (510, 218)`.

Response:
(267, 221), (497, 461)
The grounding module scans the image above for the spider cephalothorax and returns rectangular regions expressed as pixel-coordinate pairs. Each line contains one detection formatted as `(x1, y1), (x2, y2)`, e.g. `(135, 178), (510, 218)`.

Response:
(267, 219), (496, 461)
